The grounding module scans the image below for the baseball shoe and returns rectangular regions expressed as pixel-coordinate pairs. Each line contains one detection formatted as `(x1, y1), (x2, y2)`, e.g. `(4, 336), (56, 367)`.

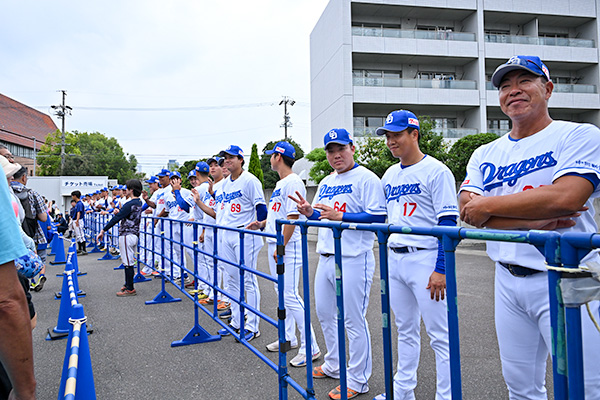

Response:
(116, 288), (137, 297)
(372, 394), (386, 400)
(235, 329), (260, 342)
(217, 301), (231, 312)
(219, 309), (232, 320)
(184, 279), (195, 288)
(266, 340), (299, 353)
(313, 365), (335, 379)
(290, 351), (322, 368)
(328, 386), (362, 400)
(198, 297), (214, 305)
(217, 324), (238, 337)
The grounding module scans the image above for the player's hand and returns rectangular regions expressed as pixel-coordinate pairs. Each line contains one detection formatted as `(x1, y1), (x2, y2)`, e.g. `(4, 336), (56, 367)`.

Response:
(426, 271), (446, 301)
(460, 192), (491, 228)
(272, 248), (278, 264)
(314, 203), (343, 221)
(171, 178), (182, 191)
(141, 191), (149, 200)
(191, 188), (200, 201)
(96, 230), (104, 242)
(528, 213), (582, 230)
(288, 191), (313, 217)
(199, 231), (205, 243)
(245, 220), (263, 230)
(207, 177), (214, 195)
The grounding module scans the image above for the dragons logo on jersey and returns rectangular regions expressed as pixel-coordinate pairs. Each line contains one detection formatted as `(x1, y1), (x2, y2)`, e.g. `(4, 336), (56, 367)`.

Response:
(384, 183), (422, 202)
(223, 190), (243, 204)
(481, 151), (557, 191)
(317, 184), (353, 200)
(270, 188), (281, 199)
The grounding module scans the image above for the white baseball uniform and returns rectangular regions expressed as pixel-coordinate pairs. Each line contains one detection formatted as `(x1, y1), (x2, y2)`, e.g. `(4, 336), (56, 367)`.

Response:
(219, 171), (265, 333)
(202, 179), (226, 301)
(312, 164), (386, 393)
(461, 120), (600, 400)
(266, 173), (320, 356)
(164, 187), (195, 279)
(187, 181), (210, 293)
(154, 184), (173, 276)
(382, 156), (459, 400)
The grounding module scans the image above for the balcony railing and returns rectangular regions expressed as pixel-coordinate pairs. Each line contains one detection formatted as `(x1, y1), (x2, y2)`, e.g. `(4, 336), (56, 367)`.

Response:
(352, 27), (476, 42)
(486, 81), (597, 93)
(354, 77), (477, 90)
(484, 34), (594, 48)
(354, 127), (478, 139)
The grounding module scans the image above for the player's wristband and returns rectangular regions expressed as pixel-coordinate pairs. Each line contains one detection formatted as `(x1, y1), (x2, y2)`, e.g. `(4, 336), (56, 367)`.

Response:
(308, 210), (321, 220)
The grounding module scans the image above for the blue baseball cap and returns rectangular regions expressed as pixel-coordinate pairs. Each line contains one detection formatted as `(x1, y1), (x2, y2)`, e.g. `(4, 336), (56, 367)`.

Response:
(145, 176), (159, 184)
(206, 156), (221, 165)
(101, 187), (107, 192)
(187, 170), (197, 179)
(491, 56), (551, 88)
(157, 168), (171, 177)
(195, 161), (210, 173)
(324, 128), (353, 148)
(169, 171), (181, 179)
(265, 141), (296, 159)
(376, 110), (420, 136)
(219, 145), (244, 158)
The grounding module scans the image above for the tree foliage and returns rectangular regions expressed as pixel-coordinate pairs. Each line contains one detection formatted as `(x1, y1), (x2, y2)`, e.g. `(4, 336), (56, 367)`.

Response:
(354, 136), (397, 178)
(260, 138), (305, 189)
(248, 143), (264, 187)
(306, 148), (333, 184)
(176, 159), (205, 190)
(446, 132), (499, 182)
(38, 130), (140, 181)
(418, 116), (449, 163)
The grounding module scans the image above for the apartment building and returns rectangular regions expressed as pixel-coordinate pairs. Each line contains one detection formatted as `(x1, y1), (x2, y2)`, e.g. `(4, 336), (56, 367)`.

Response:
(310, 0), (600, 147)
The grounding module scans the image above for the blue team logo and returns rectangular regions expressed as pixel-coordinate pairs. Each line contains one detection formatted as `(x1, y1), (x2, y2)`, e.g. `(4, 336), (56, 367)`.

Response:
(481, 151), (557, 191)
(223, 190), (243, 204)
(386, 114), (394, 124)
(270, 188), (281, 200)
(215, 193), (224, 204)
(317, 184), (353, 200)
(166, 200), (178, 210)
(328, 130), (337, 139)
(385, 183), (421, 202)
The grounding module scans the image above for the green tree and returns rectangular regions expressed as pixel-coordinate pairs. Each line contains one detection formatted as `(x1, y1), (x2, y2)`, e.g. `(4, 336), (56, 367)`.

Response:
(260, 138), (305, 189)
(446, 132), (499, 182)
(248, 143), (264, 187)
(418, 116), (449, 163)
(38, 130), (140, 181)
(176, 159), (204, 190)
(306, 147), (333, 184)
(354, 136), (398, 178)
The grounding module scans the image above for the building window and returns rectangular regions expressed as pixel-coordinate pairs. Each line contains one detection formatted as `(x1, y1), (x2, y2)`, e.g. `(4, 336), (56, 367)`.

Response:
(353, 116), (385, 136)
(488, 119), (511, 131)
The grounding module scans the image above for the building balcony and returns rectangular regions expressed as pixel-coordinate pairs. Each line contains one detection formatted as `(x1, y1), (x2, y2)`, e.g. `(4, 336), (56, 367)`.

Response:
(484, 34), (594, 48)
(354, 77), (477, 90)
(485, 81), (597, 93)
(352, 27), (476, 42)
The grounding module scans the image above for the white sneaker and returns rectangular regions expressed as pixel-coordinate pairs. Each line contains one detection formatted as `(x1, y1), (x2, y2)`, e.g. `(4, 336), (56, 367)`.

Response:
(266, 340), (299, 352)
(373, 394), (386, 400)
(290, 350), (322, 368)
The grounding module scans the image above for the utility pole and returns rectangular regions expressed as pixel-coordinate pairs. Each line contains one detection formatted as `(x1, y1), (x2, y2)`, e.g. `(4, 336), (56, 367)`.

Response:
(279, 96), (295, 140)
(51, 90), (72, 175)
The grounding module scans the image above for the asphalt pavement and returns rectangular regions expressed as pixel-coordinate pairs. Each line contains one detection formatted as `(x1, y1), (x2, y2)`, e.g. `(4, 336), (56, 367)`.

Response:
(30, 240), (553, 399)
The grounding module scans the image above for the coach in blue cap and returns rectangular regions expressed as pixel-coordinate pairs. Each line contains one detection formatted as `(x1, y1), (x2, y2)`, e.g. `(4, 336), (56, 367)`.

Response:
(460, 55), (600, 399)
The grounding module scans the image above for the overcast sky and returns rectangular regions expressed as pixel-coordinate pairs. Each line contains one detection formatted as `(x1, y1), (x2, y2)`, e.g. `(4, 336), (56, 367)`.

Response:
(0, 1), (328, 175)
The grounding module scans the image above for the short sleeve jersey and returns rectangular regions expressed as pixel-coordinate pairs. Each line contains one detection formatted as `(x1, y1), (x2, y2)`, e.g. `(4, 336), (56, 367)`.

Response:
(265, 173), (304, 244)
(192, 182), (210, 223)
(383, 156), (459, 249)
(154, 185), (172, 216)
(312, 165), (387, 257)
(460, 120), (600, 269)
(164, 188), (195, 222)
(218, 171), (266, 228)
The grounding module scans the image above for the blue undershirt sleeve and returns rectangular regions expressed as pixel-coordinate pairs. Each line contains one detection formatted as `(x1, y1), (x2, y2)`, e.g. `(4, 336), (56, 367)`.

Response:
(141, 203), (149, 211)
(342, 211), (386, 223)
(435, 215), (458, 274)
(563, 172), (600, 190)
(307, 210), (321, 220)
(173, 190), (191, 213)
(256, 204), (267, 222)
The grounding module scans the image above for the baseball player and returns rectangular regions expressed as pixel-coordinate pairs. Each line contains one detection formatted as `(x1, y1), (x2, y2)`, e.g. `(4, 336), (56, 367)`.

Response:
(215, 145), (267, 341)
(142, 169), (172, 276)
(246, 141), (321, 367)
(374, 110), (459, 400)
(97, 179), (144, 296)
(164, 171), (195, 283)
(139, 176), (160, 276)
(193, 157), (230, 311)
(70, 191), (87, 255)
(290, 129), (386, 399)
(460, 56), (600, 399)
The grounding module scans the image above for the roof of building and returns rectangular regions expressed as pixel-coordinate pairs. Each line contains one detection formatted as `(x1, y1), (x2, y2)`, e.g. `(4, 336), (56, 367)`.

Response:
(0, 93), (58, 150)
